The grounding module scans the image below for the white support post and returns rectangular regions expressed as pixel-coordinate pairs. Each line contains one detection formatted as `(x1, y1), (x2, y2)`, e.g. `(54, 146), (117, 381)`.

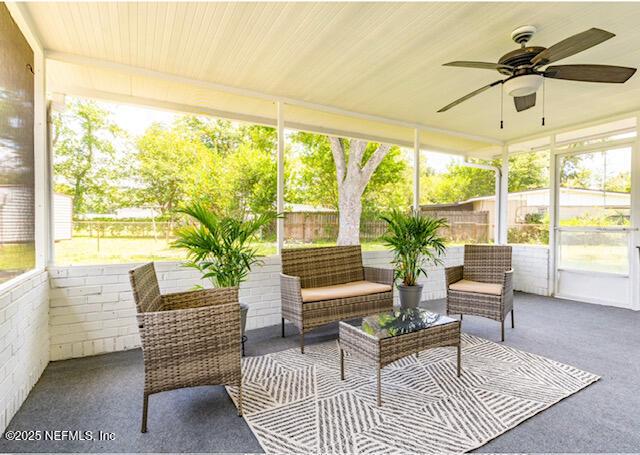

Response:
(413, 128), (420, 213)
(33, 47), (49, 268)
(499, 146), (509, 244)
(46, 102), (55, 264)
(494, 168), (501, 245)
(276, 101), (285, 254)
(630, 114), (640, 310)
(548, 135), (558, 296)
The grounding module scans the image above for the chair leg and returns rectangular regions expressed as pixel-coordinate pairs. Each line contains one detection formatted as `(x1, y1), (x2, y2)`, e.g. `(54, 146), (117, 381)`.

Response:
(501, 320), (505, 342)
(300, 331), (305, 354)
(141, 394), (149, 433)
(237, 381), (243, 417)
(281, 318), (285, 337)
(511, 309), (515, 328)
(460, 314), (463, 321)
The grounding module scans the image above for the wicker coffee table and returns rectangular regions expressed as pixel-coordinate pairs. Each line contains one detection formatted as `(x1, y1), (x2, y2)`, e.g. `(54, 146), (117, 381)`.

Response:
(339, 308), (461, 406)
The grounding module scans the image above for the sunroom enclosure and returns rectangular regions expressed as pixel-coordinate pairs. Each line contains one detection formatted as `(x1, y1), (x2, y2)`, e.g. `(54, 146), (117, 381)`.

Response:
(2, 0), (640, 440)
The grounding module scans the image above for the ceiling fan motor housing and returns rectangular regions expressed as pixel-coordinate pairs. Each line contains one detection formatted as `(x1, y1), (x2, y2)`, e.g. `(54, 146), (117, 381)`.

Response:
(498, 46), (546, 74)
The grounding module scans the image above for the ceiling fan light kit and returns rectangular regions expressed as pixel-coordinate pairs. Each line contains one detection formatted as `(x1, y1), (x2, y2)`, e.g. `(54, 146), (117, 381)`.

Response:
(438, 25), (637, 129)
(504, 74), (543, 97)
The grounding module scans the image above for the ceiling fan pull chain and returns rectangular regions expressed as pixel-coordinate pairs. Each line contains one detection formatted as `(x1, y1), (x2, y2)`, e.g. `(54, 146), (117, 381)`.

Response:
(542, 78), (546, 126)
(500, 85), (504, 129)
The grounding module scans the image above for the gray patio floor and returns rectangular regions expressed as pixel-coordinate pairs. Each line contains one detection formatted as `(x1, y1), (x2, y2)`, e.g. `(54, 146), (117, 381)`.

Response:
(1, 292), (639, 453)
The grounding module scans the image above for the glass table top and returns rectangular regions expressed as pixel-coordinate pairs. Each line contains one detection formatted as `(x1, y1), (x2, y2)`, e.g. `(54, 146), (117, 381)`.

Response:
(344, 308), (457, 339)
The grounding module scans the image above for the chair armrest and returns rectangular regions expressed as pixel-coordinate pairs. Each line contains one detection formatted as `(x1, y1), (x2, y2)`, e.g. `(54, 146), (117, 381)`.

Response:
(137, 302), (241, 358)
(445, 265), (464, 287)
(363, 266), (394, 287)
(502, 269), (514, 295)
(161, 287), (239, 311)
(280, 273), (303, 315)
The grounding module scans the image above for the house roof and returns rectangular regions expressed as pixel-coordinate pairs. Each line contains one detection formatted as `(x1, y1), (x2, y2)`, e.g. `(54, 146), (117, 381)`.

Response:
(463, 187), (630, 204)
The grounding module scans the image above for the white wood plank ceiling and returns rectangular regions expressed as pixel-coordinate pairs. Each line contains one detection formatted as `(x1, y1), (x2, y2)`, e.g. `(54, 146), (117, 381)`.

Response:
(20, 2), (640, 152)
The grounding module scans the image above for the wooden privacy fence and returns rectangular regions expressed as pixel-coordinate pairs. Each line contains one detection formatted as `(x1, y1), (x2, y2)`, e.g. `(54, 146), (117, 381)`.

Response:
(71, 210), (491, 244)
(73, 221), (176, 239)
(285, 210), (491, 243)
(424, 210), (492, 244)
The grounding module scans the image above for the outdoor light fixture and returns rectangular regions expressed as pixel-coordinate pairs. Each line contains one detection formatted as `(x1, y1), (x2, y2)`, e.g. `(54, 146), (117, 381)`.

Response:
(503, 74), (543, 97)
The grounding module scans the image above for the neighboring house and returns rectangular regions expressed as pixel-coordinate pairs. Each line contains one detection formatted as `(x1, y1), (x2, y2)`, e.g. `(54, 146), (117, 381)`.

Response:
(423, 188), (630, 226)
(79, 207), (161, 220)
(114, 207), (161, 219)
(0, 184), (34, 244)
(53, 193), (73, 240)
(285, 203), (335, 213)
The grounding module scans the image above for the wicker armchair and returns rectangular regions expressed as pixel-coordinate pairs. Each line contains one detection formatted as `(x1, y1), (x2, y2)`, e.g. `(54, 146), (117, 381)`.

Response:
(445, 245), (514, 341)
(280, 245), (394, 353)
(129, 262), (243, 433)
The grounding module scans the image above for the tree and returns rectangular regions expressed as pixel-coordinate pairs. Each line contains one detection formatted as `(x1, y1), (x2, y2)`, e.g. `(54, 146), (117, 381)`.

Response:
(136, 122), (219, 218)
(177, 116), (244, 155)
(220, 144), (279, 216)
(508, 152), (548, 192)
(181, 118), (281, 217)
(422, 165), (495, 204)
(290, 132), (410, 244)
(605, 171), (631, 193)
(559, 154), (593, 189)
(290, 132), (409, 210)
(329, 137), (398, 245)
(136, 117), (282, 222)
(52, 100), (124, 214)
(330, 137), (392, 245)
(421, 152), (550, 205)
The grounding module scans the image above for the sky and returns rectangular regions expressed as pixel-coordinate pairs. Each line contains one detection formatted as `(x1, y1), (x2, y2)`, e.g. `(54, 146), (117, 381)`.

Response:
(106, 101), (180, 136)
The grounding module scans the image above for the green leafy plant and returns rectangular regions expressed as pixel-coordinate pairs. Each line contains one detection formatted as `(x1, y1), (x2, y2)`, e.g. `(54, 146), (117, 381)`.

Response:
(172, 202), (278, 287)
(380, 210), (448, 286)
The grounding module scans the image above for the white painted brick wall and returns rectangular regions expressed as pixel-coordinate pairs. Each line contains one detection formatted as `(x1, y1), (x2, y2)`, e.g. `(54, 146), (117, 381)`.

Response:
(0, 270), (49, 434)
(512, 245), (550, 296)
(47, 245), (549, 361)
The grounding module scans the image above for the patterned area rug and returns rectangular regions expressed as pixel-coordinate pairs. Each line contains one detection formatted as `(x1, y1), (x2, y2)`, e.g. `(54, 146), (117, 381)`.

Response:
(227, 334), (599, 454)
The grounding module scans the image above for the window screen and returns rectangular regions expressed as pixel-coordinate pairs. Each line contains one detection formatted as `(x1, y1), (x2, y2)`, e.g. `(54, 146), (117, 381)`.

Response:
(0, 4), (35, 284)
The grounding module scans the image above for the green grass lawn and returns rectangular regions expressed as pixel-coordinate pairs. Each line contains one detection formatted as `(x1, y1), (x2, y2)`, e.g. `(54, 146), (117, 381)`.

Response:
(54, 237), (391, 265)
(25, 236), (636, 276)
(0, 243), (36, 284)
(559, 245), (629, 274)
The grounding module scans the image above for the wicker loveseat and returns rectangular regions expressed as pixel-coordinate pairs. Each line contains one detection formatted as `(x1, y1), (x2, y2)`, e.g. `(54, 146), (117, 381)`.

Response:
(280, 245), (394, 353)
(445, 244), (514, 341)
(129, 262), (243, 433)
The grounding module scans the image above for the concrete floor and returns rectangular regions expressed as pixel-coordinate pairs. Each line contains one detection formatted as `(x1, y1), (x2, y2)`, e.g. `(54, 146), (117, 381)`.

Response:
(1, 292), (639, 453)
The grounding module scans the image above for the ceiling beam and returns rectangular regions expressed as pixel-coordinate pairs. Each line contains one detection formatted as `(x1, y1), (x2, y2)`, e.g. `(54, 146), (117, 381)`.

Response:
(505, 108), (640, 147)
(45, 50), (503, 147)
(56, 85), (493, 158)
(5, 2), (43, 51)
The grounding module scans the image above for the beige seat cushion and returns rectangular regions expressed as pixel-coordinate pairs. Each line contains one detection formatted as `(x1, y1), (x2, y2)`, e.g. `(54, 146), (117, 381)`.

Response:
(301, 280), (392, 303)
(449, 279), (503, 296)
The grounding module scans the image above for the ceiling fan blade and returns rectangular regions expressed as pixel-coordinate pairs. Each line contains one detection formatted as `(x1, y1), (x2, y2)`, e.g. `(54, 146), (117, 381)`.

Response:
(514, 93), (536, 112)
(443, 61), (513, 71)
(544, 64), (636, 83)
(532, 28), (615, 66)
(437, 80), (503, 113)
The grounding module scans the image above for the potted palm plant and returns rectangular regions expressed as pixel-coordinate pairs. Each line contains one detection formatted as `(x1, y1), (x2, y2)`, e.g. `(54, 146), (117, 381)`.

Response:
(172, 202), (278, 341)
(380, 209), (447, 309)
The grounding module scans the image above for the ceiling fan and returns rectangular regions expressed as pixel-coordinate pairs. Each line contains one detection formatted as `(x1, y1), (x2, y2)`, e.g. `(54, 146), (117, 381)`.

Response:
(437, 26), (637, 114)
